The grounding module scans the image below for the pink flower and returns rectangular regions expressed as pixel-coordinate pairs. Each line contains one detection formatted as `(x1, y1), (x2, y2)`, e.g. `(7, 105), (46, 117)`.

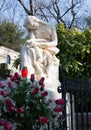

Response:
(56, 99), (65, 105)
(49, 98), (56, 102)
(5, 99), (14, 107)
(32, 87), (39, 95)
(0, 91), (8, 97)
(17, 107), (24, 113)
(0, 82), (4, 88)
(41, 91), (48, 97)
(30, 74), (35, 82)
(39, 77), (45, 85)
(4, 123), (13, 130)
(39, 116), (48, 124)
(7, 81), (13, 89)
(54, 107), (63, 112)
(0, 119), (7, 126)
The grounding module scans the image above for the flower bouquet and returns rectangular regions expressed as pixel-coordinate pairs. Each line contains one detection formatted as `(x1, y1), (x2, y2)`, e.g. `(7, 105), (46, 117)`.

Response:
(0, 72), (64, 130)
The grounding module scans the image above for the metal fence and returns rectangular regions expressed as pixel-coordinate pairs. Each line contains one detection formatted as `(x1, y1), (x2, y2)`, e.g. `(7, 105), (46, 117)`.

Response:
(59, 75), (91, 130)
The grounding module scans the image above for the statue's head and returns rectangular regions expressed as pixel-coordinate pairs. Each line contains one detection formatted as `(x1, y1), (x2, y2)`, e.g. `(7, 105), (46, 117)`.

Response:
(24, 16), (40, 31)
(24, 16), (47, 31)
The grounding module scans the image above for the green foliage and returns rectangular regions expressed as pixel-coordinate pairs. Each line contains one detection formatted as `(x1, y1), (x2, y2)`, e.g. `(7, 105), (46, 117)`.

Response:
(13, 55), (21, 70)
(0, 20), (26, 51)
(57, 24), (91, 80)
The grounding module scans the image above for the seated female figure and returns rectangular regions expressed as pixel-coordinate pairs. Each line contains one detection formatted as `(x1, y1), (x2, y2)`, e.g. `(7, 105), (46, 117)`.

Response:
(20, 16), (60, 85)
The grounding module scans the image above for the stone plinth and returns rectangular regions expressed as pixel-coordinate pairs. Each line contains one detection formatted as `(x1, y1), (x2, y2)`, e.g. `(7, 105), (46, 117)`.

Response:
(45, 82), (61, 100)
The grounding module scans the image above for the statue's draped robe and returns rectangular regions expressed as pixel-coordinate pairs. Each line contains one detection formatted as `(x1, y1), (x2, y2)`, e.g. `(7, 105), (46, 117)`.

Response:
(20, 16), (60, 85)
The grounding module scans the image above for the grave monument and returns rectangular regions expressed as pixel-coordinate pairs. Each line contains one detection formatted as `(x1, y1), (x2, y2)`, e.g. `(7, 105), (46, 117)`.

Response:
(20, 16), (61, 98)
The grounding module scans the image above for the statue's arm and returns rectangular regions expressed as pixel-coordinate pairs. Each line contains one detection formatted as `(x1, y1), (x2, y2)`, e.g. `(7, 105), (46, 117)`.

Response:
(26, 25), (57, 48)
(36, 25), (58, 47)
(26, 39), (47, 46)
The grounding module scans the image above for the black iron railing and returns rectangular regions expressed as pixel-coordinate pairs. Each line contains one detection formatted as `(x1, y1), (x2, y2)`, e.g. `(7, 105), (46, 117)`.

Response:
(58, 74), (91, 130)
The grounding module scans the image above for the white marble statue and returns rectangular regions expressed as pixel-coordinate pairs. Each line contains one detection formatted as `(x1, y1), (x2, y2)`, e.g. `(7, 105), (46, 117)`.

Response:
(20, 16), (60, 85)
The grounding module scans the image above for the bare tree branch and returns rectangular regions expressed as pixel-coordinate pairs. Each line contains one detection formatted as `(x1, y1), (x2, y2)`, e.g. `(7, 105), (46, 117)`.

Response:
(29, 0), (34, 15)
(16, 0), (85, 28)
(38, 9), (49, 21)
(69, 0), (76, 28)
(0, 0), (6, 11)
(17, 0), (32, 15)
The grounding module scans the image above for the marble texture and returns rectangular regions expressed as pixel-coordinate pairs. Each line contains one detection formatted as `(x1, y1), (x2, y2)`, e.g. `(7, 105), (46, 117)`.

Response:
(20, 16), (60, 86)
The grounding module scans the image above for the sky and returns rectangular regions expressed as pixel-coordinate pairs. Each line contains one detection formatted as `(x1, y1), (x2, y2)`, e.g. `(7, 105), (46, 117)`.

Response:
(84, 0), (91, 10)
(0, 0), (91, 28)
(74, 0), (91, 18)
(86, 0), (91, 6)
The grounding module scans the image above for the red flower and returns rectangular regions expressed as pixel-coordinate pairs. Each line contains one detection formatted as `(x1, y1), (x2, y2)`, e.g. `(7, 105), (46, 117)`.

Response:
(30, 74), (35, 82)
(7, 107), (15, 112)
(5, 99), (14, 107)
(56, 99), (65, 105)
(0, 82), (4, 88)
(7, 81), (13, 89)
(39, 77), (45, 85)
(0, 119), (7, 126)
(54, 107), (63, 112)
(10, 75), (16, 82)
(41, 91), (48, 97)
(39, 117), (48, 124)
(4, 123), (13, 130)
(0, 91), (8, 97)
(32, 87), (39, 95)
(14, 72), (20, 79)
(40, 84), (45, 91)
(17, 107), (24, 113)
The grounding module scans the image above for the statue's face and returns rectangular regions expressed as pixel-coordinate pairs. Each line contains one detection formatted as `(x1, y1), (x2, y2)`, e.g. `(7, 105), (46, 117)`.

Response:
(24, 16), (39, 30)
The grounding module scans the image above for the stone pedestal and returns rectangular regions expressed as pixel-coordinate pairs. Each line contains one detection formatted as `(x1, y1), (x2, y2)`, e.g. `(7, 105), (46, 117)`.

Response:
(45, 82), (61, 100)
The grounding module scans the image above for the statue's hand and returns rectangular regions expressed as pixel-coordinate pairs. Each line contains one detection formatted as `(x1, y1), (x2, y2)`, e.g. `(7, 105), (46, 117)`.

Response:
(26, 39), (34, 44)
(26, 39), (40, 47)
